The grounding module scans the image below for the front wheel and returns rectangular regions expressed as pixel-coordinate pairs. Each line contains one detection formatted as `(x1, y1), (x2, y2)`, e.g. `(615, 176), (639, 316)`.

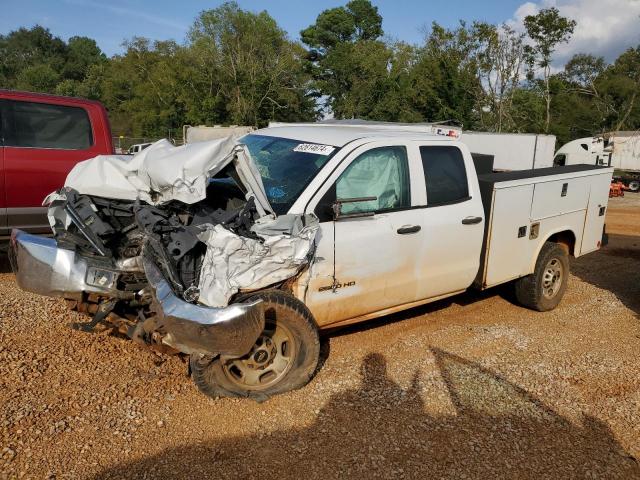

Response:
(190, 290), (320, 401)
(628, 180), (640, 192)
(514, 242), (569, 311)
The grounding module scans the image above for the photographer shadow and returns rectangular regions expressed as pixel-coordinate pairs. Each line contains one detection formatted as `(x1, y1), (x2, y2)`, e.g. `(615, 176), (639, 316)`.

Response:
(95, 349), (639, 479)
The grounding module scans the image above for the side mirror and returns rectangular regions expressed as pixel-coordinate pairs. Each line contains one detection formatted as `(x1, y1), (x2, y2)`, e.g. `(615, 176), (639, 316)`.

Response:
(332, 196), (377, 220)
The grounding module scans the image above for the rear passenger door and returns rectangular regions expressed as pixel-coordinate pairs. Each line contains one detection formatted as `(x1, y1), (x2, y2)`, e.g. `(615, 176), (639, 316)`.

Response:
(413, 143), (485, 299)
(3, 99), (95, 232)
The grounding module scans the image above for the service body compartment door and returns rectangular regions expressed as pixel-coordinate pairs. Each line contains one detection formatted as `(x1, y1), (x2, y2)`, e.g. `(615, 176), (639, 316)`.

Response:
(483, 184), (536, 287)
(531, 177), (590, 219)
(581, 173), (612, 255)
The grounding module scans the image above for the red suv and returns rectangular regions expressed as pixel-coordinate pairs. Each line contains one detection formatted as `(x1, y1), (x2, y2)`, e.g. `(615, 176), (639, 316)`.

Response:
(0, 90), (113, 235)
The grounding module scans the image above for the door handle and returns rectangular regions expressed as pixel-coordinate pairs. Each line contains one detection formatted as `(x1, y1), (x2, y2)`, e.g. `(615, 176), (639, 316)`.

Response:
(397, 225), (421, 234)
(461, 216), (483, 225)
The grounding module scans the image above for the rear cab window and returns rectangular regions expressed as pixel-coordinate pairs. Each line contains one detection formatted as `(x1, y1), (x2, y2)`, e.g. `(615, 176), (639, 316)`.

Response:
(419, 145), (470, 206)
(4, 100), (93, 150)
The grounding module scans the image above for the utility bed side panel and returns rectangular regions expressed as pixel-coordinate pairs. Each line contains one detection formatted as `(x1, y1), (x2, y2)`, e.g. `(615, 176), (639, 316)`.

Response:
(581, 173), (612, 255)
(531, 177), (591, 220)
(481, 184), (535, 286)
(477, 165), (613, 289)
(481, 194), (588, 288)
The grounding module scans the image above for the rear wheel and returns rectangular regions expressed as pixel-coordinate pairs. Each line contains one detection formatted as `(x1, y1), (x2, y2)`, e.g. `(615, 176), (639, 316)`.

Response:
(190, 290), (320, 401)
(514, 241), (569, 311)
(628, 180), (640, 192)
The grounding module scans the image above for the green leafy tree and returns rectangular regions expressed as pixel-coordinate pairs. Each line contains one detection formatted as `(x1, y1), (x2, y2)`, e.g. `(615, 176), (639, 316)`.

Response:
(0, 26), (68, 91)
(96, 38), (186, 137)
(600, 46), (640, 131)
(15, 63), (61, 92)
(473, 22), (525, 132)
(411, 22), (481, 127)
(549, 54), (608, 143)
(523, 7), (576, 133)
(189, 2), (316, 126)
(63, 36), (107, 81)
(301, 0), (386, 117)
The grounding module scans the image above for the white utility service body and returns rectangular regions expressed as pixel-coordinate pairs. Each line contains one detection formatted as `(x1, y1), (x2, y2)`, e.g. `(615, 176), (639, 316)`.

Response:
(259, 124), (613, 327)
(460, 131), (556, 170)
(476, 166), (611, 289)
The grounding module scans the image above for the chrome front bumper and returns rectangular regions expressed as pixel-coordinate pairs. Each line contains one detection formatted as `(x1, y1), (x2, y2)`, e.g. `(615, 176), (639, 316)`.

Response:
(9, 229), (265, 357)
(9, 229), (126, 300)
(142, 259), (264, 357)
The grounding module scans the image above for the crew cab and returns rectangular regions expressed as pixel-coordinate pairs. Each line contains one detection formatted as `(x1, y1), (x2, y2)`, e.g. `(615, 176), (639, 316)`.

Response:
(0, 90), (113, 235)
(9, 123), (613, 401)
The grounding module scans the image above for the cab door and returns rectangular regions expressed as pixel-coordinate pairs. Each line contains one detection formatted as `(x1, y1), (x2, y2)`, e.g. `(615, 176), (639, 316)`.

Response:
(303, 141), (426, 326)
(0, 100), (7, 235)
(412, 143), (485, 299)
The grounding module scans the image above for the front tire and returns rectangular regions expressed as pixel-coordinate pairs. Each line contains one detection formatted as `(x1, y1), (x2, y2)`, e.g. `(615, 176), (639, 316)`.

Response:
(190, 290), (320, 401)
(514, 242), (569, 311)
(628, 180), (640, 192)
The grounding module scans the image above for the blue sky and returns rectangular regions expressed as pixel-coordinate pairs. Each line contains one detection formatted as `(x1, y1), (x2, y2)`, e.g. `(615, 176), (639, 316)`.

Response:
(2, 0), (526, 55)
(3, 0), (638, 66)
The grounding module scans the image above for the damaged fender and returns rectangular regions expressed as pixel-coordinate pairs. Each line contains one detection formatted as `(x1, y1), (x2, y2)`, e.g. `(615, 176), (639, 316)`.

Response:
(197, 214), (319, 307)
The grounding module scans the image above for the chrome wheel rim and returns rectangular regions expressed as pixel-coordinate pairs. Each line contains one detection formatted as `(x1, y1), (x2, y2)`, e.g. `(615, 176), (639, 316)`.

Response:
(222, 312), (295, 390)
(629, 180), (640, 191)
(542, 258), (563, 299)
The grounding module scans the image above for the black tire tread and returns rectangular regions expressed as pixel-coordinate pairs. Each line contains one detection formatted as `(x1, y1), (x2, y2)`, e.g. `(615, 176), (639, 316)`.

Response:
(190, 290), (320, 401)
(514, 241), (569, 312)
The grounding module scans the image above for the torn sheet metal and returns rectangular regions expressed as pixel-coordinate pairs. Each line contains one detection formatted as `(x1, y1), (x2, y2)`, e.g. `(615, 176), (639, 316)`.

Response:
(196, 215), (319, 307)
(56, 137), (273, 214)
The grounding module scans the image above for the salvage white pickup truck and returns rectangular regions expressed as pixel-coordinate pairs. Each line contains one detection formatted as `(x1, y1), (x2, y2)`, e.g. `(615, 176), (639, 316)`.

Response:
(9, 122), (613, 400)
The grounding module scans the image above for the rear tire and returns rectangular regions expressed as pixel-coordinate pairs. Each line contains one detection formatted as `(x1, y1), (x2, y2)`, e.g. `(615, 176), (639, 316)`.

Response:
(628, 180), (640, 192)
(514, 241), (569, 312)
(190, 290), (320, 401)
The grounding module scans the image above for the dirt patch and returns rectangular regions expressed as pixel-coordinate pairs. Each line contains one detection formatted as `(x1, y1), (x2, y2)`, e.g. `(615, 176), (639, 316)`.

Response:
(1, 196), (639, 479)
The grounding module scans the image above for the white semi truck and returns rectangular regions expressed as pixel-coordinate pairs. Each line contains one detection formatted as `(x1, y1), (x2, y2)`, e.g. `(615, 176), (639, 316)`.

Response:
(555, 132), (640, 192)
(10, 122), (612, 400)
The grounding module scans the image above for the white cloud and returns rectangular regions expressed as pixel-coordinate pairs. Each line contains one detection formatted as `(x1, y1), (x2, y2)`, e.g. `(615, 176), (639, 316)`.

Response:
(508, 0), (640, 68)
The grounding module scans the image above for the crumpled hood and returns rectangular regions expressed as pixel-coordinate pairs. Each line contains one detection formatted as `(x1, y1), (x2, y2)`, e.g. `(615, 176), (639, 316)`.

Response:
(52, 136), (273, 215)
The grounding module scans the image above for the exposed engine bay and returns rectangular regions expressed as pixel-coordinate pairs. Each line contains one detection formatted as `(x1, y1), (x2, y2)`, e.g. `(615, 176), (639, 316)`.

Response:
(14, 136), (319, 357)
(48, 177), (260, 304)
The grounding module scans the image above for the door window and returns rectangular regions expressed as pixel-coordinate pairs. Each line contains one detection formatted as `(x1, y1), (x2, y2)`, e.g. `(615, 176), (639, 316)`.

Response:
(336, 146), (410, 214)
(419, 146), (469, 206)
(4, 100), (93, 150)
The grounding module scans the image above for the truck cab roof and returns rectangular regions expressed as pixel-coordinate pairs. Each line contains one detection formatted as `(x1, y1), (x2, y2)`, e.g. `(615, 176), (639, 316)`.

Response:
(257, 124), (457, 147)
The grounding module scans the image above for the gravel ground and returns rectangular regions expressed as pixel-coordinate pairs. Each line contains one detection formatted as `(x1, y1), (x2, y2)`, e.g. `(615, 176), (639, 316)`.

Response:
(1, 196), (640, 479)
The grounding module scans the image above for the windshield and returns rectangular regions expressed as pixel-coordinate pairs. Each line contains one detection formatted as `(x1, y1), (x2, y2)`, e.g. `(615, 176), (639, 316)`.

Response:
(241, 134), (338, 215)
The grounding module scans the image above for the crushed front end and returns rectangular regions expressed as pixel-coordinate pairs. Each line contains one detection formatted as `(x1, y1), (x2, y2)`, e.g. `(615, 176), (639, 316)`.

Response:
(9, 138), (318, 359)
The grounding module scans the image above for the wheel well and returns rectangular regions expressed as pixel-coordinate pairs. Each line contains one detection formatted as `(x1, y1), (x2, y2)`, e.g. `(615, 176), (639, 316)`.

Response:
(546, 230), (576, 256)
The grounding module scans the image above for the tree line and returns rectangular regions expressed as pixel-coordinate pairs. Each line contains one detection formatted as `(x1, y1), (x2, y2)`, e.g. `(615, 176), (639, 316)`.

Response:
(1, 0), (639, 145)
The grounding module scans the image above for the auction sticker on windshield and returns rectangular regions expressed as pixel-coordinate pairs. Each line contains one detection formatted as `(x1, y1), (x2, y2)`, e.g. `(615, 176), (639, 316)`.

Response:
(293, 143), (335, 155)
